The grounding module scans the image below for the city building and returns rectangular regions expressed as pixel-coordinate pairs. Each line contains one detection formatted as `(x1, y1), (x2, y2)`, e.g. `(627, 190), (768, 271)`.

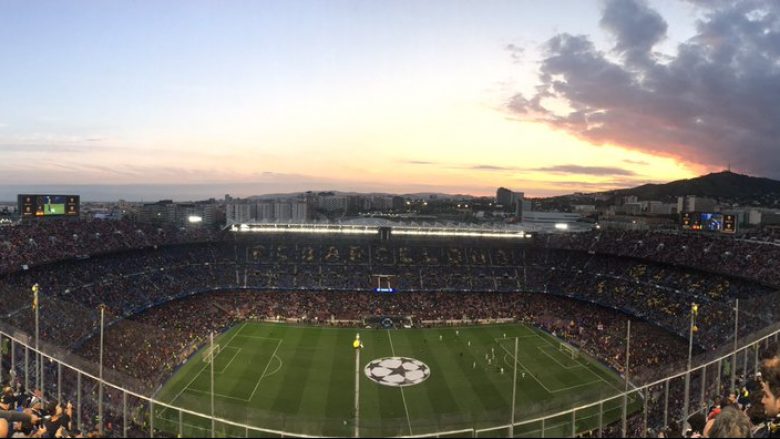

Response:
(140, 200), (220, 226)
(496, 187), (525, 217)
(677, 196), (717, 213)
(226, 200), (310, 224)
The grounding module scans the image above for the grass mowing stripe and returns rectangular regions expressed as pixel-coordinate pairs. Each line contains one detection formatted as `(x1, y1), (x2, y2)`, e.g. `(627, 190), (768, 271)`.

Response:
(247, 338), (283, 401)
(363, 329), (407, 437)
(386, 330), (414, 436)
(442, 330), (508, 413)
(297, 330), (344, 435)
(268, 327), (321, 419)
(394, 329), (464, 434)
(323, 331), (355, 437)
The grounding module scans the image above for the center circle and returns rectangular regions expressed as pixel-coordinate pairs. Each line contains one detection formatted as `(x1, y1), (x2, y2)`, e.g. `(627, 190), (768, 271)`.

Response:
(364, 357), (431, 387)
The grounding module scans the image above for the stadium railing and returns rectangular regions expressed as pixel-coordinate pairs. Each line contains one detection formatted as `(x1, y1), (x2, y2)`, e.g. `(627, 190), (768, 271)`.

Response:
(1, 321), (778, 438)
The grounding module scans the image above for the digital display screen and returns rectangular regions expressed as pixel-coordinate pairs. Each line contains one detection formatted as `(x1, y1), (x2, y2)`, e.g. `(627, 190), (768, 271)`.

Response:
(681, 212), (736, 234)
(18, 194), (80, 218)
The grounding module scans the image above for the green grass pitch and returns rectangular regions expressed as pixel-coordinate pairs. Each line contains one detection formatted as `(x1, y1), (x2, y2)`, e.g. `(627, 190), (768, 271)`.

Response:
(153, 323), (640, 437)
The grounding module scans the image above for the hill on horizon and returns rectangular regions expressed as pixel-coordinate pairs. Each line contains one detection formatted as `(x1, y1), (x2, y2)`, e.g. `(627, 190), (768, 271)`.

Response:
(604, 171), (780, 205)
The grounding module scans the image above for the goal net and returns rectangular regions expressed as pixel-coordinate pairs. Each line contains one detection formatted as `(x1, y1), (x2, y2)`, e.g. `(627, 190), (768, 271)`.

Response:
(202, 344), (221, 363)
(558, 342), (579, 360)
(370, 274), (398, 292)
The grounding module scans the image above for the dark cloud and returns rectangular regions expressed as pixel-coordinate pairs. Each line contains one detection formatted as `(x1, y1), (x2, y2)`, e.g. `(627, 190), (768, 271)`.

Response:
(402, 160), (516, 171)
(623, 159), (649, 165)
(600, 0), (667, 64)
(505, 43), (525, 63)
(538, 179), (643, 188)
(507, 0), (780, 178)
(533, 164), (637, 176)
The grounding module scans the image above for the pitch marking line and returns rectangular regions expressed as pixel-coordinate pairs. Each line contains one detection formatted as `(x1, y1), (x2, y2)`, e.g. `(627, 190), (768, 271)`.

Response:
(264, 354), (284, 378)
(234, 334), (284, 342)
(158, 323), (248, 418)
(184, 386), (251, 402)
(186, 352), (283, 402)
(498, 352), (605, 396)
(536, 345), (583, 370)
(497, 350), (554, 394)
(386, 330), (414, 437)
(247, 338), (283, 401)
(531, 331), (637, 400)
(215, 347), (242, 375)
(493, 335), (583, 371)
(532, 332), (625, 395)
(547, 378), (604, 393)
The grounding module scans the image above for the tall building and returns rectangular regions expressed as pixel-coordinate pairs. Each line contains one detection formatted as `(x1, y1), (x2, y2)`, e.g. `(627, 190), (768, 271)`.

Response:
(497, 187), (525, 217)
(512, 191), (525, 220)
(496, 187), (513, 209)
(139, 200), (177, 224)
(291, 201), (309, 222)
(319, 195), (349, 212)
(256, 202), (274, 221)
(273, 202), (293, 221)
(227, 200), (310, 224)
(226, 202), (256, 224)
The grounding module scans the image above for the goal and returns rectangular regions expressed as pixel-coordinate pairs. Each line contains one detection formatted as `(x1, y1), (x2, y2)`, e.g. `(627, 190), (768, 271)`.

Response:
(558, 342), (579, 360)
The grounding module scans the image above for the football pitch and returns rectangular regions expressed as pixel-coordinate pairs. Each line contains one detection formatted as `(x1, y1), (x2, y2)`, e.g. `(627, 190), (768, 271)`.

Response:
(154, 323), (639, 437)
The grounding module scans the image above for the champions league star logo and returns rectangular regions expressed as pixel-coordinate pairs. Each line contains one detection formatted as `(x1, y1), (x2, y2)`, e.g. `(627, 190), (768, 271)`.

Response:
(364, 357), (431, 387)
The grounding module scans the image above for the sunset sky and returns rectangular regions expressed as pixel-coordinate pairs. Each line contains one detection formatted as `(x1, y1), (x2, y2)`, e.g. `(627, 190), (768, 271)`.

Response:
(1, 0), (778, 200)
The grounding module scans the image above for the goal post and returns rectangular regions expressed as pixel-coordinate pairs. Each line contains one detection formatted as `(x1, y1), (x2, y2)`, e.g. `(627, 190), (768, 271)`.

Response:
(558, 342), (578, 360)
(370, 274), (398, 293)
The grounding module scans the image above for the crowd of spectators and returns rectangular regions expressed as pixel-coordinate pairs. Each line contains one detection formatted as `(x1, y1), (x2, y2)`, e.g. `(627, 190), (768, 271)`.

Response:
(0, 219), (218, 276)
(603, 341), (780, 438)
(1, 237), (775, 356)
(544, 230), (780, 289)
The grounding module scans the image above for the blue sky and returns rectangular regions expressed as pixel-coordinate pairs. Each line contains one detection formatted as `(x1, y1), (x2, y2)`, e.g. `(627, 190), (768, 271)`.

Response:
(1, 0), (776, 201)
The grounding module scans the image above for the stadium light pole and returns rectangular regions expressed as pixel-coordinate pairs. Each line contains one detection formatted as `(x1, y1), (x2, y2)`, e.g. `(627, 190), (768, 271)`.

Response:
(32, 283), (40, 391)
(210, 331), (215, 439)
(510, 337), (518, 437)
(353, 334), (363, 438)
(731, 299), (739, 393)
(98, 304), (106, 437)
(683, 303), (698, 422)
(622, 320), (631, 437)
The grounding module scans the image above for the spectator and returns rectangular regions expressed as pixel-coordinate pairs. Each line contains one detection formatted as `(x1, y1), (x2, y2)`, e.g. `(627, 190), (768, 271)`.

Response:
(760, 358), (780, 437)
(707, 405), (752, 438)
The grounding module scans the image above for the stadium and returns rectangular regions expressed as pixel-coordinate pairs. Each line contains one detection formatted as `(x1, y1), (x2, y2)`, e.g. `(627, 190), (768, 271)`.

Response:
(2, 218), (780, 438)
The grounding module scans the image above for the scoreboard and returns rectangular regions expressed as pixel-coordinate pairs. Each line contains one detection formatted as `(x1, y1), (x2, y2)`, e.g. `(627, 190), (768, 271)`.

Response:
(681, 212), (737, 234)
(18, 195), (80, 219)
